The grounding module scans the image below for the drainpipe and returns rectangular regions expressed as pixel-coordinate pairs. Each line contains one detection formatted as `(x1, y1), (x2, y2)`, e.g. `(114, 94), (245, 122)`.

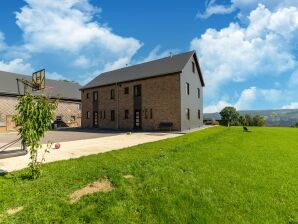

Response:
(116, 82), (119, 129)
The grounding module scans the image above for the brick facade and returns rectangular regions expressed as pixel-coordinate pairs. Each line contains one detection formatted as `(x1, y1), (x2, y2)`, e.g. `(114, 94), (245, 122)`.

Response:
(0, 95), (81, 131)
(81, 73), (181, 131)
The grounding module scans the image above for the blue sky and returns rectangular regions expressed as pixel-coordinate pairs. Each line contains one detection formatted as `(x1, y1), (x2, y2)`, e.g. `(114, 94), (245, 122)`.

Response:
(0, 0), (298, 112)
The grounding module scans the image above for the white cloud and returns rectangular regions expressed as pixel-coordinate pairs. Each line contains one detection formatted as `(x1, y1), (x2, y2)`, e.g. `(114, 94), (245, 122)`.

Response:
(204, 100), (232, 113)
(282, 102), (298, 109)
(74, 56), (90, 68)
(137, 46), (178, 64)
(47, 72), (67, 80)
(12, 0), (143, 83)
(16, 0), (142, 55)
(289, 70), (298, 87)
(0, 59), (34, 74)
(191, 4), (297, 99)
(205, 87), (283, 113)
(197, 3), (235, 19)
(199, 0), (298, 19)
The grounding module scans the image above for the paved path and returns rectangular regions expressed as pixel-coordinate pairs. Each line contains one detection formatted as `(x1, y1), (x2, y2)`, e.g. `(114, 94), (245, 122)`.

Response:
(0, 129), (122, 148)
(0, 132), (182, 173)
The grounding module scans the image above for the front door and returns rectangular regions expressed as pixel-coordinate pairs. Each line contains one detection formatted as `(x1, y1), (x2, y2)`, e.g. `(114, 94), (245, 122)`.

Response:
(134, 110), (142, 129)
(93, 111), (98, 127)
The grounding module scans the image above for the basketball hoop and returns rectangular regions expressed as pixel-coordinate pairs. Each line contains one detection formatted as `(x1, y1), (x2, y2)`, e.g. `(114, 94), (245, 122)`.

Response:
(32, 69), (45, 91)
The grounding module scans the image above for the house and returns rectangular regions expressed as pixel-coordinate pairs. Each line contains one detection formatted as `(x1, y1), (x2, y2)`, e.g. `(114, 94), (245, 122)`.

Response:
(80, 51), (205, 131)
(0, 71), (82, 131)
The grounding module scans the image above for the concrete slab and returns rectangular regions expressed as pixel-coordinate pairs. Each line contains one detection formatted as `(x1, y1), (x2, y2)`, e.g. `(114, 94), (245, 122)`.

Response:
(0, 132), (183, 173)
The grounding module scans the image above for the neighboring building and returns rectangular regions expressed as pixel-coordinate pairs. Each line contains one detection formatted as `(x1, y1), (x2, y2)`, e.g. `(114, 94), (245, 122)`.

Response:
(0, 71), (82, 131)
(81, 51), (205, 131)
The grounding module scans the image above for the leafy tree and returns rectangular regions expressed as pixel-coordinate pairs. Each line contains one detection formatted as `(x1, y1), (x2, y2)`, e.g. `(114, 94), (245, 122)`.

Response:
(238, 115), (246, 126)
(245, 114), (253, 126)
(252, 115), (266, 126)
(291, 122), (298, 128)
(219, 107), (240, 127)
(13, 93), (57, 179)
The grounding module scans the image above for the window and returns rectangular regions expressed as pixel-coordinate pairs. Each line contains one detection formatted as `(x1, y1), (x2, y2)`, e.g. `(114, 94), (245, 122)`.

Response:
(100, 111), (102, 119)
(77, 104), (81, 110)
(198, 110), (201, 119)
(71, 116), (76, 122)
(192, 62), (195, 73)
(111, 89), (115, 99)
(186, 82), (190, 95)
(93, 112), (98, 127)
(86, 93), (90, 99)
(134, 85), (142, 97)
(197, 88), (200, 98)
(150, 109), (153, 119)
(144, 109), (148, 119)
(125, 110), (129, 119)
(56, 116), (62, 121)
(103, 110), (106, 119)
(186, 108), (190, 120)
(124, 87), (129, 94)
(93, 91), (98, 101)
(111, 110), (115, 121)
(87, 111), (90, 119)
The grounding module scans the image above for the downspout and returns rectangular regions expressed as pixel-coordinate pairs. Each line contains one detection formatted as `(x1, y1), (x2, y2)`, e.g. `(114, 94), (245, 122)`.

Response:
(116, 83), (119, 129)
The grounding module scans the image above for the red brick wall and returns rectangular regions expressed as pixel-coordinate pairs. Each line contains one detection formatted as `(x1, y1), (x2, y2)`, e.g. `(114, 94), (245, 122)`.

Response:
(81, 73), (181, 131)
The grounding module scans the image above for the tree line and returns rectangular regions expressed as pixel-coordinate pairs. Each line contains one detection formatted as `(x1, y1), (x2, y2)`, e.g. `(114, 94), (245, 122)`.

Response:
(219, 107), (265, 127)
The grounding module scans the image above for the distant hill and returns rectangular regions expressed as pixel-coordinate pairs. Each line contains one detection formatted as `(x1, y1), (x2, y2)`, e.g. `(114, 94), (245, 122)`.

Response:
(204, 109), (298, 127)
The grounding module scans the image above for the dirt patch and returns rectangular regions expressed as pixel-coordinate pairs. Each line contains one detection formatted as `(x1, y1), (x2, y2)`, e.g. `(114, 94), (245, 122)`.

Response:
(6, 206), (23, 215)
(123, 174), (134, 179)
(69, 177), (114, 203)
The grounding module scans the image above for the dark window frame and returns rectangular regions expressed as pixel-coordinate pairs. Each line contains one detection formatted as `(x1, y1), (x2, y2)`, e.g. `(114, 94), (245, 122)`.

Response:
(93, 91), (98, 102)
(111, 110), (115, 121)
(87, 111), (90, 119)
(56, 116), (62, 121)
(125, 110), (129, 119)
(150, 109), (153, 119)
(192, 62), (195, 73)
(124, 87), (129, 95)
(134, 85), (142, 97)
(198, 109), (201, 119)
(93, 111), (98, 127)
(186, 82), (190, 95)
(186, 108), (190, 120)
(197, 88), (200, 98)
(111, 89), (115, 99)
(86, 93), (90, 99)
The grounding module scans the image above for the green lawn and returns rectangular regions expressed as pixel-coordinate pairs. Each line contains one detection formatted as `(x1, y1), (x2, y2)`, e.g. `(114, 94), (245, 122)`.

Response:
(1, 126), (298, 223)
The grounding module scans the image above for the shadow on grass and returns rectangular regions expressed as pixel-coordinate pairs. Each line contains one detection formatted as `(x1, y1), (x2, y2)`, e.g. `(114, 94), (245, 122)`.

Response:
(0, 169), (7, 177)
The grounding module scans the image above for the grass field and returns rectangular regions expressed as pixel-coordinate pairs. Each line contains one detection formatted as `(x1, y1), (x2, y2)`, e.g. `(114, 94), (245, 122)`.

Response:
(0, 126), (298, 223)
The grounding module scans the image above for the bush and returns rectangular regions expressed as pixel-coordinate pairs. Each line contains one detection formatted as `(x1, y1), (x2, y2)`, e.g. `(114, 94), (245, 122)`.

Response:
(13, 93), (57, 179)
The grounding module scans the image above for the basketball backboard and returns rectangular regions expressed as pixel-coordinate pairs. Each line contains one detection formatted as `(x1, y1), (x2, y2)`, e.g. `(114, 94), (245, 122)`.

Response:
(32, 69), (45, 91)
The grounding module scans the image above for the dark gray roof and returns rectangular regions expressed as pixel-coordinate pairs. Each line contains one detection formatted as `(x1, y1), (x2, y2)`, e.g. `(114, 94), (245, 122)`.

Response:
(82, 51), (204, 89)
(0, 71), (81, 101)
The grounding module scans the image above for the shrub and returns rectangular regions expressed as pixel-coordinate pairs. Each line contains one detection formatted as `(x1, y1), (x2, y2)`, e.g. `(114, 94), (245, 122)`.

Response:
(13, 93), (57, 179)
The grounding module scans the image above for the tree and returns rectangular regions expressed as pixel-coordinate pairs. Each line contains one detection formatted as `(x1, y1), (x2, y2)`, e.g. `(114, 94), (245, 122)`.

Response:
(245, 114), (253, 126)
(13, 93), (57, 179)
(219, 107), (240, 127)
(252, 115), (265, 126)
(238, 115), (246, 126)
